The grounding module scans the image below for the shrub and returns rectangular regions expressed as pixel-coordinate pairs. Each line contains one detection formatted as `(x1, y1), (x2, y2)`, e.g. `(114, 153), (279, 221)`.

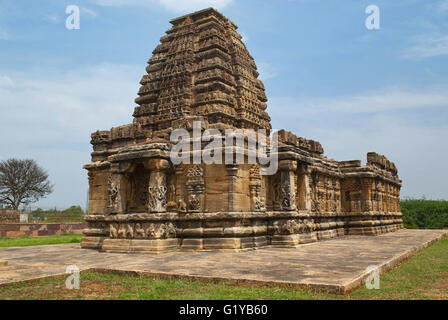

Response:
(401, 198), (448, 229)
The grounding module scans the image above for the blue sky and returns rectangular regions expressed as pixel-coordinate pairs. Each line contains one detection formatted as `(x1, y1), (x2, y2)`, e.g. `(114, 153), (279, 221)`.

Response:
(0, 0), (447, 209)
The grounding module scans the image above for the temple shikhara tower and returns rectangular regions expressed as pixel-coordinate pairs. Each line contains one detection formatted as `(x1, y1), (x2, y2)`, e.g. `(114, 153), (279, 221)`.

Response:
(81, 8), (403, 252)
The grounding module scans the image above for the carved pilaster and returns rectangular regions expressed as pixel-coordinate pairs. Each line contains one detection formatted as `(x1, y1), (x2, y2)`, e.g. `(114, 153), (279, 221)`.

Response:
(279, 160), (297, 211)
(249, 165), (265, 212)
(361, 178), (373, 212)
(310, 171), (320, 212)
(87, 171), (94, 215)
(148, 159), (169, 213)
(107, 171), (126, 214)
(297, 164), (312, 211)
(174, 165), (187, 212)
(226, 164), (238, 212)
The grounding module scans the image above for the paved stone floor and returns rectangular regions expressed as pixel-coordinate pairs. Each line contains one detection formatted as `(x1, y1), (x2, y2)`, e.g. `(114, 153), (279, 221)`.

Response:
(0, 229), (446, 293)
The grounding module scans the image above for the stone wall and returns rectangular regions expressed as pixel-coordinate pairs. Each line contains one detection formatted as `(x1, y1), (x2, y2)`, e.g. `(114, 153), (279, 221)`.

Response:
(0, 209), (20, 223)
(0, 223), (86, 238)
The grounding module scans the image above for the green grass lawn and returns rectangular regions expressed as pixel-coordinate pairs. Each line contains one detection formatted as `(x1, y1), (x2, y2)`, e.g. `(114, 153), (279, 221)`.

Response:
(0, 234), (83, 247)
(0, 237), (447, 299)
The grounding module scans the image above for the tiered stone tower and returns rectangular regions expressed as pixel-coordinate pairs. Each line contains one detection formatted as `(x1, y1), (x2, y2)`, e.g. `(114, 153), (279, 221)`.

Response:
(81, 8), (403, 253)
(133, 9), (271, 137)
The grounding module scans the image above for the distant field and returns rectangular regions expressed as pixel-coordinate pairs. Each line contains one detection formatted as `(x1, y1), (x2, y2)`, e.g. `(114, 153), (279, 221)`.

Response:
(401, 199), (448, 229)
(0, 237), (447, 300)
(0, 234), (83, 247)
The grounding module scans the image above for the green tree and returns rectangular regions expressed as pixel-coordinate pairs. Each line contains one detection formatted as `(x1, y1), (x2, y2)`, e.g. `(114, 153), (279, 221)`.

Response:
(401, 198), (448, 229)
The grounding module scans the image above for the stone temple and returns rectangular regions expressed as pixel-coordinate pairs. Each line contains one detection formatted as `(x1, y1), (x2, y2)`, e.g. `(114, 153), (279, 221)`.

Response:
(81, 8), (403, 253)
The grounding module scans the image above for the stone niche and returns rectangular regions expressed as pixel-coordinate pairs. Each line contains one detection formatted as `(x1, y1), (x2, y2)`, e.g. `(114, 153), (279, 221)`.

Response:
(81, 8), (403, 253)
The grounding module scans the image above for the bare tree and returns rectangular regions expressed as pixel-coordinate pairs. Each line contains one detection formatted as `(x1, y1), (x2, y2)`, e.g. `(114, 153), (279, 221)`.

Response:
(0, 159), (53, 210)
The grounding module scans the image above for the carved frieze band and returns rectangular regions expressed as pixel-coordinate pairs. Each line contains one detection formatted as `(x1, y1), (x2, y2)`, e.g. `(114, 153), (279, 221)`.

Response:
(109, 222), (176, 239)
(273, 219), (315, 235)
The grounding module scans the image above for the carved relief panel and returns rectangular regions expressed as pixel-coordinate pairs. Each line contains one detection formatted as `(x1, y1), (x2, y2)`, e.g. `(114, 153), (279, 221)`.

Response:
(249, 165), (265, 212)
(107, 173), (127, 214)
(186, 164), (204, 212)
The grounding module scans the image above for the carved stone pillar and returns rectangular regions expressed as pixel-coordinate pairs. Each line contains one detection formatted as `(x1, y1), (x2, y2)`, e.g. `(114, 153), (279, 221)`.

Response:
(226, 164), (238, 212)
(396, 186), (401, 212)
(87, 171), (94, 215)
(310, 172), (320, 212)
(350, 191), (362, 213)
(107, 164), (127, 214)
(349, 178), (361, 213)
(378, 182), (384, 212)
(297, 164), (312, 211)
(279, 160), (297, 211)
(249, 165), (265, 212)
(173, 165), (186, 212)
(361, 178), (373, 212)
(147, 159), (169, 213)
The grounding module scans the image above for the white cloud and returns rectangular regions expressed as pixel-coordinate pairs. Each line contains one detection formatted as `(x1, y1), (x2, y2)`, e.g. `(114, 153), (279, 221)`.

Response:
(269, 87), (448, 117)
(318, 89), (447, 113)
(0, 75), (14, 87)
(402, 35), (448, 60)
(90, 0), (233, 12)
(0, 26), (11, 40)
(257, 62), (278, 81)
(240, 32), (249, 43)
(81, 7), (99, 18)
(44, 14), (59, 24)
(435, 0), (448, 14)
(0, 63), (141, 207)
(0, 63), (139, 144)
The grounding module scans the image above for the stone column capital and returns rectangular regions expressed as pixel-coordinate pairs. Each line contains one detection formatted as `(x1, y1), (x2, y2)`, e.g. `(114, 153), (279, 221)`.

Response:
(297, 163), (311, 174)
(148, 159), (170, 171)
(279, 160), (297, 172)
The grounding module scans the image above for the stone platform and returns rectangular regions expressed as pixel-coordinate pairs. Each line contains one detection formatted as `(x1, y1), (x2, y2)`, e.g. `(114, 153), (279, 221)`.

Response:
(0, 229), (446, 294)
